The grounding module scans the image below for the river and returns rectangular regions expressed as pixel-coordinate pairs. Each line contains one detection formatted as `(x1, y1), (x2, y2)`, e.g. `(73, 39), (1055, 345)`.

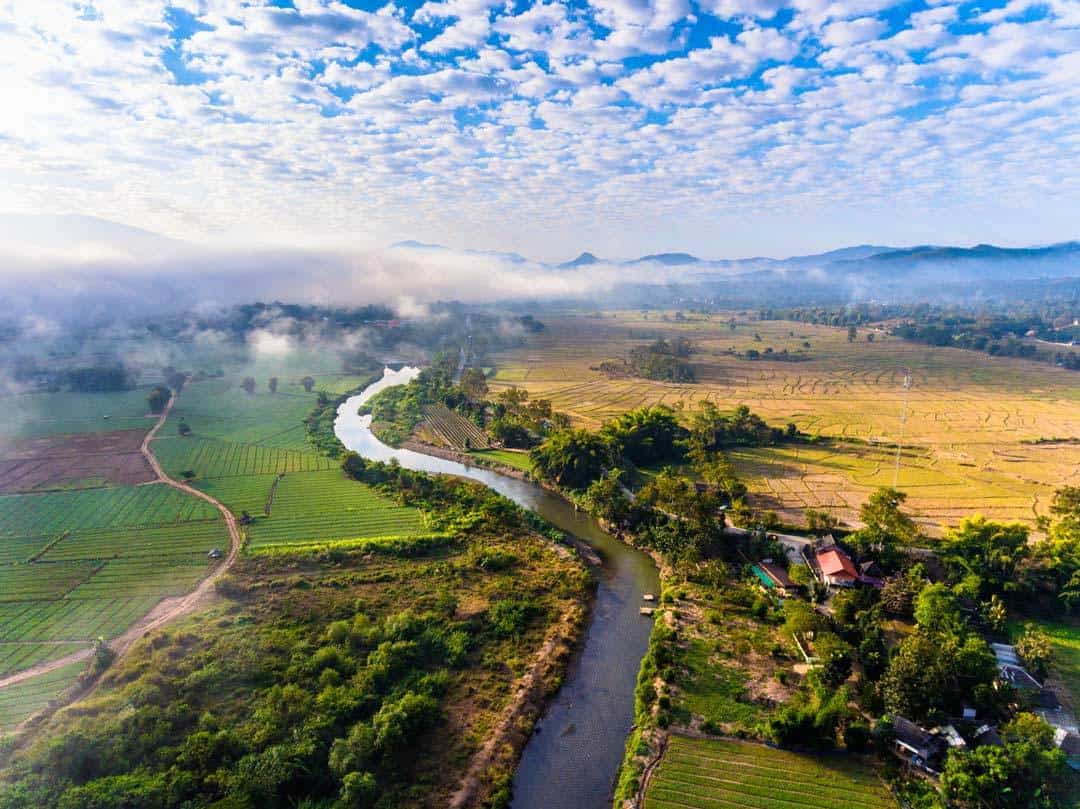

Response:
(335, 367), (659, 809)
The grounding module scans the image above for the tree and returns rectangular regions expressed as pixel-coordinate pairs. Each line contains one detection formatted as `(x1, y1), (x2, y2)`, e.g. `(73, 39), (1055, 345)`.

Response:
(1015, 623), (1053, 680)
(459, 367), (488, 403)
(241, 377), (256, 395)
(914, 583), (964, 637)
(301, 375), (316, 393)
(941, 713), (1065, 809)
(805, 508), (839, 536)
(847, 325), (857, 342)
(147, 385), (170, 415)
(268, 376), (279, 394)
(942, 516), (1029, 602)
(582, 470), (630, 523)
(599, 405), (684, 466)
(529, 429), (612, 490)
(859, 487), (917, 543)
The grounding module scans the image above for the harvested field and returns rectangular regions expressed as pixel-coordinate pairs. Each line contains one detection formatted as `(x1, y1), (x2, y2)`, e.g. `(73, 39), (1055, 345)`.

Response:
(645, 735), (896, 809)
(0, 429), (154, 492)
(489, 312), (1080, 532)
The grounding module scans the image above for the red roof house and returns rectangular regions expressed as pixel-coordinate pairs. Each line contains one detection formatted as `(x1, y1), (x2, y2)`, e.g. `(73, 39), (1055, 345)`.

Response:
(817, 548), (858, 587)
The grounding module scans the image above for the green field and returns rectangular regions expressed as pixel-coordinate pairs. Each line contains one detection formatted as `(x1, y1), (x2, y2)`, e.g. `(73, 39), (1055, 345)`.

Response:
(0, 661), (87, 736)
(645, 735), (896, 809)
(0, 483), (229, 658)
(0, 389), (155, 439)
(153, 436), (335, 479)
(469, 448), (535, 472)
(244, 469), (427, 550)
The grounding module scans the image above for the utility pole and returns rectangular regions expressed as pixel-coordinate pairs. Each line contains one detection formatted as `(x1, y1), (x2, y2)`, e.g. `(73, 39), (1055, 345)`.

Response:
(894, 370), (912, 488)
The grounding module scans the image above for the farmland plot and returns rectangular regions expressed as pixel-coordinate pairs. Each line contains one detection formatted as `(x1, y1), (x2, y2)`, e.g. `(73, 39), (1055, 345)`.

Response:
(646, 735), (896, 809)
(0, 661), (86, 735)
(153, 436), (333, 479)
(421, 403), (491, 449)
(245, 469), (426, 550)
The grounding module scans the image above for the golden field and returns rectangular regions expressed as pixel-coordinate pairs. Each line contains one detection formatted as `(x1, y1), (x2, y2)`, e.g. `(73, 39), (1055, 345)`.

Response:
(489, 312), (1080, 534)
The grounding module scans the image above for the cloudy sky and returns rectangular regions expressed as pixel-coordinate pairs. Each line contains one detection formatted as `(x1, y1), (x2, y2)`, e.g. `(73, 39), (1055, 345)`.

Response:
(0, 0), (1077, 261)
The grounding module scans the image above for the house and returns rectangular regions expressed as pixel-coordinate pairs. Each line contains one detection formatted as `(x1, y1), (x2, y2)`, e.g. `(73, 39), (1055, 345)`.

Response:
(816, 548), (859, 587)
(1055, 730), (1080, 771)
(993, 643), (1043, 690)
(892, 716), (949, 774)
(757, 560), (798, 596)
(971, 725), (1003, 748)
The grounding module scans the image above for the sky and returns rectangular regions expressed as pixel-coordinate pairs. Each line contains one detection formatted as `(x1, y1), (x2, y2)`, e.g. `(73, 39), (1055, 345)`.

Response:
(0, 0), (1077, 261)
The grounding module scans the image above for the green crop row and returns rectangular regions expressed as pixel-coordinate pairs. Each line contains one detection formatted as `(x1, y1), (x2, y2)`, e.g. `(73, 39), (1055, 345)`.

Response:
(0, 661), (87, 735)
(0, 485), (218, 537)
(645, 737), (894, 809)
(153, 436), (333, 480)
(39, 520), (228, 561)
(0, 596), (162, 642)
(0, 642), (88, 678)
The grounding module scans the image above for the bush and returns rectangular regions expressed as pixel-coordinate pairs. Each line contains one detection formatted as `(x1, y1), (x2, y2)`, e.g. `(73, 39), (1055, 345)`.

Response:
(844, 722), (871, 752)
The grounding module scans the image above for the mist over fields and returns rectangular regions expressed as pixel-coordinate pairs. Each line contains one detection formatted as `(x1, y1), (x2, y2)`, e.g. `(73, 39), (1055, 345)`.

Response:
(2, 215), (1079, 332)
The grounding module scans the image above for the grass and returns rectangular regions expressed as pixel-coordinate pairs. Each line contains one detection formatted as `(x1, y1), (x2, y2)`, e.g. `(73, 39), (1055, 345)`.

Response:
(1010, 618), (1080, 707)
(645, 735), (896, 809)
(469, 448), (535, 472)
(488, 311), (1080, 533)
(667, 579), (790, 734)
(0, 661), (87, 736)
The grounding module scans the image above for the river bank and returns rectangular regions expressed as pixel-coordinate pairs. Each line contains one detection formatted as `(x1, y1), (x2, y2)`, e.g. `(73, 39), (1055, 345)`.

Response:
(335, 368), (660, 809)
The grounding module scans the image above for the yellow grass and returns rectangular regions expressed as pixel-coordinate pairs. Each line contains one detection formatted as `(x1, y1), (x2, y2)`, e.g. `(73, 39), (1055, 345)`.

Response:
(489, 312), (1080, 534)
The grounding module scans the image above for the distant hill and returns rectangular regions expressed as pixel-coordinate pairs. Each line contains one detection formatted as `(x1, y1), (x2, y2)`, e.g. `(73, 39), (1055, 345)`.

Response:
(559, 251), (600, 269)
(627, 252), (701, 266)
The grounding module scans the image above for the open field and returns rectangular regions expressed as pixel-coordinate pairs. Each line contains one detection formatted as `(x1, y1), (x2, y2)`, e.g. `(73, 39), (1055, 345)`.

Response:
(489, 312), (1080, 532)
(0, 428), (153, 492)
(645, 735), (896, 809)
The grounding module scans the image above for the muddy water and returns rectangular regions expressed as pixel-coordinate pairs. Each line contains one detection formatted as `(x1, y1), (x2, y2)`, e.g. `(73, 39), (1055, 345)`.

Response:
(335, 368), (659, 809)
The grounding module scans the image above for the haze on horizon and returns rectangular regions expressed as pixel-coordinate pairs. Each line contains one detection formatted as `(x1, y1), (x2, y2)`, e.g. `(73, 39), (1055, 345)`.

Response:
(0, 0), (1078, 263)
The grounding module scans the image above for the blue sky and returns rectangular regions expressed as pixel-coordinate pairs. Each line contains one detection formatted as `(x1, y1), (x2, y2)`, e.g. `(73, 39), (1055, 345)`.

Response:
(0, 0), (1077, 260)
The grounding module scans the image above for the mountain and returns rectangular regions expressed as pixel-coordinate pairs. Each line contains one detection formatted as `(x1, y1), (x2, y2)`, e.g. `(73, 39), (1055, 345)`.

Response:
(559, 251), (600, 269)
(0, 213), (190, 258)
(390, 239), (528, 264)
(627, 252), (701, 266)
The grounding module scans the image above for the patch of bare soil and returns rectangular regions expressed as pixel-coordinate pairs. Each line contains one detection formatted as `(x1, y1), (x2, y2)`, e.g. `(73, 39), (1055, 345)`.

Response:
(0, 429), (154, 492)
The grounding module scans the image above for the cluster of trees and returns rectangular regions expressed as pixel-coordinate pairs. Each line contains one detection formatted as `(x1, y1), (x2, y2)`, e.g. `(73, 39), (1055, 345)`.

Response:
(486, 387), (569, 449)
(599, 338), (695, 382)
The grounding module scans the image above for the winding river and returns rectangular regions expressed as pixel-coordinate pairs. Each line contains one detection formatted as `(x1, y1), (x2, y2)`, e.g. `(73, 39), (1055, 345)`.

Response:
(335, 367), (659, 809)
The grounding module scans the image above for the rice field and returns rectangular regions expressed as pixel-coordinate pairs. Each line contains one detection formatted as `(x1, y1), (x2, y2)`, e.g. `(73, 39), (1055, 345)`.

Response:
(0, 661), (87, 735)
(489, 312), (1080, 533)
(645, 735), (896, 809)
(0, 596), (160, 643)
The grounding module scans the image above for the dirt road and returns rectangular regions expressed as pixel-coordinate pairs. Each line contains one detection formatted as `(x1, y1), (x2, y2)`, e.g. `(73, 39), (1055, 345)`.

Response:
(0, 387), (241, 691)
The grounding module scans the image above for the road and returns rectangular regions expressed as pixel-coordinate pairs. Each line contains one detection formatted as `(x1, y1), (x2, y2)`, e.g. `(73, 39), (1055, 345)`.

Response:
(0, 386), (241, 692)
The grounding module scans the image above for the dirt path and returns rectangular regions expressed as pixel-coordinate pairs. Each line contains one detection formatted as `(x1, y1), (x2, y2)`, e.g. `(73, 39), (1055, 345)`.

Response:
(0, 387), (242, 691)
